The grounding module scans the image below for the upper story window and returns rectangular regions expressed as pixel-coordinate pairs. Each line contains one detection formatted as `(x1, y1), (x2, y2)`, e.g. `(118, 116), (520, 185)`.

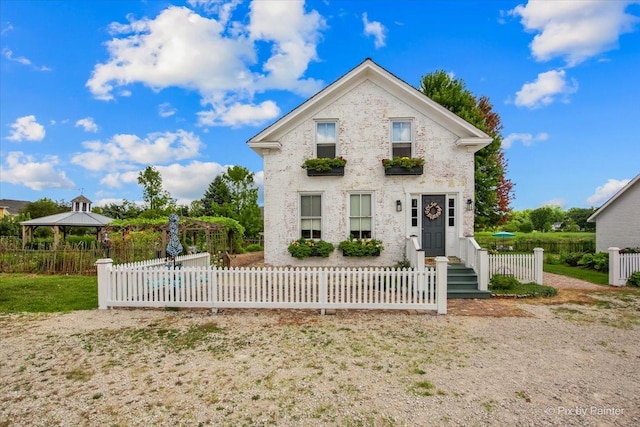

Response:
(300, 194), (322, 239)
(316, 121), (337, 158)
(391, 120), (412, 158)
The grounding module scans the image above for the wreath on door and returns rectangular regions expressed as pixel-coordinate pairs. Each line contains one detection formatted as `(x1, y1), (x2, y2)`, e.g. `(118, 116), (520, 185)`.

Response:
(424, 201), (442, 220)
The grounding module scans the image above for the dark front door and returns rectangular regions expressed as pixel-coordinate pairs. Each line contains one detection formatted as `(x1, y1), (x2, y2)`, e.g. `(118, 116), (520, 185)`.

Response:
(422, 195), (446, 256)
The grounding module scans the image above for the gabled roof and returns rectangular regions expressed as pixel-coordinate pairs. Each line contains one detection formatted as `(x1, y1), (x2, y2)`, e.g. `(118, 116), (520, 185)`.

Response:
(248, 58), (492, 155)
(21, 211), (113, 227)
(587, 173), (640, 222)
(0, 199), (30, 215)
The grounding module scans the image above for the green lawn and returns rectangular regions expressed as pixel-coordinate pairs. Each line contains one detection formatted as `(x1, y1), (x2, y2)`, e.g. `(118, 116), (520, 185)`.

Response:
(543, 263), (609, 286)
(0, 273), (97, 313)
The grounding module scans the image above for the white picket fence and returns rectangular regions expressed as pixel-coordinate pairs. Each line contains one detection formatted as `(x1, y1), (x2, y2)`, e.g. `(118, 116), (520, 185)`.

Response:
(608, 248), (640, 286)
(487, 248), (544, 284)
(96, 257), (448, 314)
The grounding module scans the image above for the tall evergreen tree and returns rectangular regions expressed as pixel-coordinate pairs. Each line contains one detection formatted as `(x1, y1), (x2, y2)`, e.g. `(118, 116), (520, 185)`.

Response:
(419, 71), (514, 229)
(201, 166), (262, 237)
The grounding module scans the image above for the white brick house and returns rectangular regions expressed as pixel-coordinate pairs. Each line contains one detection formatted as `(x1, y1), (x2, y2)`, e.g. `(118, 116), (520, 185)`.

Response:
(248, 59), (491, 266)
(588, 173), (640, 252)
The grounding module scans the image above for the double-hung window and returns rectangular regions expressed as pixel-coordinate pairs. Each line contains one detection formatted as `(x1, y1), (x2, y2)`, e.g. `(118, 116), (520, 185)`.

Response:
(349, 194), (372, 239)
(300, 194), (322, 239)
(316, 122), (337, 158)
(391, 120), (412, 158)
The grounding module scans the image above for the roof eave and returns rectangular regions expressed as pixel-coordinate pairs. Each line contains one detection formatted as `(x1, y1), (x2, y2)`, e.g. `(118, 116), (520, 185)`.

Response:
(248, 141), (282, 158)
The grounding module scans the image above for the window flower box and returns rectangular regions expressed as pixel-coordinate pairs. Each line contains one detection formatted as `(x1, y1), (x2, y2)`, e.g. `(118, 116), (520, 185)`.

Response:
(288, 238), (335, 259)
(302, 157), (346, 177)
(338, 238), (384, 257)
(381, 157), (424, 175)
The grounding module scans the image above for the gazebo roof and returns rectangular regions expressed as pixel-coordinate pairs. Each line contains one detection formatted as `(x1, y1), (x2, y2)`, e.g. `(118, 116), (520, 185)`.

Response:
(21, 211), (113, 227)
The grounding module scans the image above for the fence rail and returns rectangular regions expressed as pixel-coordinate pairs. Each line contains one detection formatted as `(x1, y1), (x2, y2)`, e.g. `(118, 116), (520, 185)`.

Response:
(97, 257), (448, 314)
(608, 248), (640, 286)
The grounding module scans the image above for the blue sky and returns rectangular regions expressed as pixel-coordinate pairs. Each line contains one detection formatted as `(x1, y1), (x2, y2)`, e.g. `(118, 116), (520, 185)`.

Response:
(1, 0), (639, 212)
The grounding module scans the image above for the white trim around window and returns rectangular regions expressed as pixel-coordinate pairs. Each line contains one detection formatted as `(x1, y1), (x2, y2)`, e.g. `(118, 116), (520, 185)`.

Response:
(315, 120), (338, 158)
(348, 192), (374, 239)
(300, 193), (323, 239)
(390, 118), (414, 158)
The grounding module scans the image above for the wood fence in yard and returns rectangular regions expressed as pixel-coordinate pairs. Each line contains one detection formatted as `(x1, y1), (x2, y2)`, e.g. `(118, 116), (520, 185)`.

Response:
(608, 248), (640, 286)
(97, 255), (448, 314)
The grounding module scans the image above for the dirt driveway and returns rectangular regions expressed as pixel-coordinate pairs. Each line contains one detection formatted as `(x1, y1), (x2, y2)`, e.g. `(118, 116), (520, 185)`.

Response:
(1, 257), (638, 426)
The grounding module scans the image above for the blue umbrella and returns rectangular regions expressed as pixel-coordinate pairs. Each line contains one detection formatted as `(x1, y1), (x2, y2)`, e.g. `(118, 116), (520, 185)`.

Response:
(492, 231), (515, 238)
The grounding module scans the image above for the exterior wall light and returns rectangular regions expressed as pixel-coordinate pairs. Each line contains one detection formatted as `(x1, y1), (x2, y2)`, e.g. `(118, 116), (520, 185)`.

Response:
(466, 198), (473, 211)
(396, 200), (402, 212)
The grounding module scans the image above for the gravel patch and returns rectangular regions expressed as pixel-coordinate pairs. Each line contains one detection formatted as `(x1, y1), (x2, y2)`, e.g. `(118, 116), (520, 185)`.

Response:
(2, 290), (639, 427)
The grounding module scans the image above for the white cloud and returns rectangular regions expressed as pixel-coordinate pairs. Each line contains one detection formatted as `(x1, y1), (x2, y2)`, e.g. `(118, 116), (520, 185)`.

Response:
(75, 117), (98, 133)
(197, 100), (280, 127)
(502, 132), (548, 148)
(86, 2), (325, 127)
(158, 102), (177, 118)
(541, 198), (565, 208)
(362, 13), (387, 49)
(248, 0), (326, 94)
(514, 69), (578, 108)
(1, 23), (14, 36)
(99, 171), (139, 188)
(586, 178), (631, 206)
(2, 47), (31, 65)
(1, 151), (75, 191)
(511, 0), (639, 66)
(157, 161), (229, 202)
(71, 129), (203, 172)
(2, 47), (51, 71)
(6, 115), (46, 142)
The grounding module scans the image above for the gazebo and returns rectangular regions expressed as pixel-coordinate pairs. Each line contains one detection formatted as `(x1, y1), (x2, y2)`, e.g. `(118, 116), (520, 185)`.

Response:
(20, 195), (113, 248)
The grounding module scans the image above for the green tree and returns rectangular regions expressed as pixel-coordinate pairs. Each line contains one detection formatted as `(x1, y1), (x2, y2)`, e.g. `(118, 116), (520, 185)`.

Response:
(22, 198), (67, 219)
(0, 215), (21, 237)
(201, 175), (231, 216)
(530, 206), (556, 232)
(94, 200), (142, 220)
(137, 166), (175, 217)
(201, 166), (263, 237)
(419, 71), (514, 229)
(566, 207), (596, 231)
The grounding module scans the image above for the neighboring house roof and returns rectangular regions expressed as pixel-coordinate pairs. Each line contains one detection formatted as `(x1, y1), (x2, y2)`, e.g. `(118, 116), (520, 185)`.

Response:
(588, 173), (640, 222)
(247, 58), (492, 155)
(20, 211), (113, 227)
(0, 199), (30, 216)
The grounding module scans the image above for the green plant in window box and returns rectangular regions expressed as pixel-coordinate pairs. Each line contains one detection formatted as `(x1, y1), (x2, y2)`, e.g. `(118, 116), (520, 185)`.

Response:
(288, 238), (335, 259)
(381, 157), (425, 170)
(301, 157), (347, 172)
(338, 237), (384, 257)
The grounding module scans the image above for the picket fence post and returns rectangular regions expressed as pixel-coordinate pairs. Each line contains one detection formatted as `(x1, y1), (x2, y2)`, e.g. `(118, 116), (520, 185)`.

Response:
(534, 248), (544, 285)
(435, 257), (448, 315)
(477, 249), (489, 291)
(608, 247), (621, 286)
(96, 258), (113, 310)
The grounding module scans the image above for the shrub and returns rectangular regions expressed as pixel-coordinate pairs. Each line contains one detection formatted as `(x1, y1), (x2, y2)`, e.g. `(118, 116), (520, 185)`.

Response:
(489, 275), (520, 291)
(578, 252), (609, 272)
(559, 252), (585, 267)
(338, 238), (384, 256)
(244, 243), (263, 252)
(287, 238), (334, 259)
(627, 271), (640, 287)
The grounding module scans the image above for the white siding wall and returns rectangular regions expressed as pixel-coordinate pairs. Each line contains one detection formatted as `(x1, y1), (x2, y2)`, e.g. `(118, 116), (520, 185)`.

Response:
(595, 182), (640, 252)
(263, 79), (475, 266)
